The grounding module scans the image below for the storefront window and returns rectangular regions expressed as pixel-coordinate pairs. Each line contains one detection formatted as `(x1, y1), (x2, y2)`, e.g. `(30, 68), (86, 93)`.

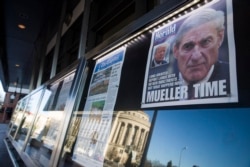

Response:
(8, 101), (21, 130)
(58, 110), (155, 167)
(55, 23), (156, 166)
(14, 89), (44, 148)
(9, 97), (29, 138)
(24, 72), (75, 167)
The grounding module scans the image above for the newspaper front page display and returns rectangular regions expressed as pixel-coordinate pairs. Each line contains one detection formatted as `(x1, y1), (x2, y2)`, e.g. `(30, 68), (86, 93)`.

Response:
(142, 0), (238, 108)
(73, 47), (126, 167)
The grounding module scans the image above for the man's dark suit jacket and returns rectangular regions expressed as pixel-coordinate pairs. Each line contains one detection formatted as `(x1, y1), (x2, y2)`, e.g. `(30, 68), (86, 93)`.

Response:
(151, 60), (167, 67)
(177, 60), (231, 99)
(208, 61), (230, 94)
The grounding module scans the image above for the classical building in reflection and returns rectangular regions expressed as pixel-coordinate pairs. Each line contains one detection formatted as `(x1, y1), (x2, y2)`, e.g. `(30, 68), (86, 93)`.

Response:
(105, 111), (151, 165)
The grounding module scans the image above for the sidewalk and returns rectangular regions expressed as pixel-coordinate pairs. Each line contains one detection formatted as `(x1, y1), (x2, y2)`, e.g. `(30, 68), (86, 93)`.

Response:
(0, 123), (14, 166)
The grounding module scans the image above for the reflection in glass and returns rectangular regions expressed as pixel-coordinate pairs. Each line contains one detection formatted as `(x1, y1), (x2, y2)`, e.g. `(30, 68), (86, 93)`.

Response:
(104, 111), (151, 167)
(8, 101), (22, 131)
(24, 73), (75, 167)
(146, 109), (250, 167)
(59, 110), (154, 167)
(14, 90), (44, 148)
(9, 97), (29, 138)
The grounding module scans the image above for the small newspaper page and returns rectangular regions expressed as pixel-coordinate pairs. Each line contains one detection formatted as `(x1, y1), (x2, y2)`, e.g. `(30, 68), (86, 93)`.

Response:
(72, 47), (126, 167)
(55, 72), (75, 110)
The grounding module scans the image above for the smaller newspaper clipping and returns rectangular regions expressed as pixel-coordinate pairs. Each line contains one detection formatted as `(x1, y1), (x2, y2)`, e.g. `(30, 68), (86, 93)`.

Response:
(72, 47), (126, 167)
(142, 0), (238, 108)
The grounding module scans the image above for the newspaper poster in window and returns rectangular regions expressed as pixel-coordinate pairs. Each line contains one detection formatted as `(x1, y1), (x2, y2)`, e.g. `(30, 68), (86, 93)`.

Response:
(142, 0), (238, 108)
(72, 47), (126, 167)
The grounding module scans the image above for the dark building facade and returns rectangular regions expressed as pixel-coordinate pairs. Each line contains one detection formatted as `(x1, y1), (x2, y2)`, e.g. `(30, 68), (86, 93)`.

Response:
(3, 0), (250, 167)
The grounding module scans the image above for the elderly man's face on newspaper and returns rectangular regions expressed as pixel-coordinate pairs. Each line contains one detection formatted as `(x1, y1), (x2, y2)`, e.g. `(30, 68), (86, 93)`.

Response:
(173, 21), (224, 84)
(154, 45), (167, 63)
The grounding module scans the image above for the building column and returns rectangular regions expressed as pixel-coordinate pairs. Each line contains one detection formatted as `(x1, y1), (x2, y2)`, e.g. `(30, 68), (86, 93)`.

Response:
(134, 127), (141, 148)
(125, 124), (133, 146)
(131, 126), (139, 146)
(118, 122), (127, 145)
(112, 121), (121, 143)
(141, 131), (149, 152)
(137, 129), (145, 151)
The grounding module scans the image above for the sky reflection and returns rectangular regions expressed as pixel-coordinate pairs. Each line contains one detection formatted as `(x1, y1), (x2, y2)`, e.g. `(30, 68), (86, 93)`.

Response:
(146, 108), (250, 167)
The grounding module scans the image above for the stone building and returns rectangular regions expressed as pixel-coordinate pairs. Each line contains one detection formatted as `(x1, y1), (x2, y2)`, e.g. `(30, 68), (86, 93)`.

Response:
(105, 111), (151, 166)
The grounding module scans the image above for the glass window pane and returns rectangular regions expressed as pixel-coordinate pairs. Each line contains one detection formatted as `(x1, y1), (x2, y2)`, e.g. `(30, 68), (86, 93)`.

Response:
(24, 72), (75, 167)
(14, 89), (44, 148)
(9, 97), (29, 138)
(146, 108), (250, 167)
(8, 100), (22, 132)
(58, 110), (155, 167)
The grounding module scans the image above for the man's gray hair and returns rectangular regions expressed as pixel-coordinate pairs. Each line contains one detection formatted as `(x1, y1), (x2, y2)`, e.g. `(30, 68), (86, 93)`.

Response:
(174, 8), (225, 48)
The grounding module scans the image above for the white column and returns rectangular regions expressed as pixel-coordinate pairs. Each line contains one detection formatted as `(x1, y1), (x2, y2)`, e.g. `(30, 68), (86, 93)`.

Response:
(119, 123), (127, 145)
(135, 127), (141, 149)
(112, 121), (121, 143)
(118, 123), (127, 145)
(125, 124), (133, 146)
(115, 122), (124, 144)
(132, 126), (139, 146)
